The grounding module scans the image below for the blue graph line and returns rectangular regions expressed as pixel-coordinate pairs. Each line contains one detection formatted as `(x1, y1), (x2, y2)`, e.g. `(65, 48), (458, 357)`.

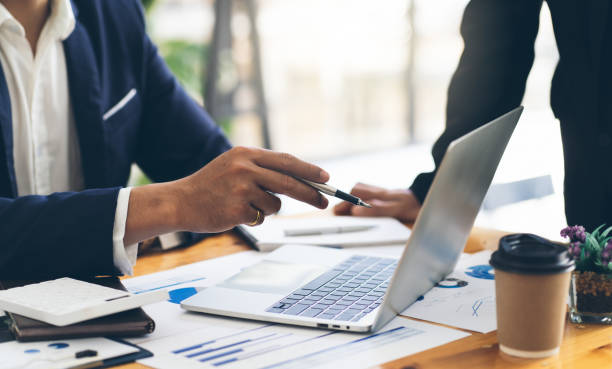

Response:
(173, 324), (272, 354)
(472, 299), (483, 317)
(187, 340), (252, 358)
(235, 333), (279, 348)
(350, 326), (405, 344)
(465, 265), (495, 280)
(212, 331), (337, 367)
(197, 334), (278, 363)
(229, 334), (290, 359)
(131, 277), (207, 294)
(214, 357), (238, 366)
(200, 349), (243, 363)
(173, 340), (215, 354)
(260, 327), (409, 369)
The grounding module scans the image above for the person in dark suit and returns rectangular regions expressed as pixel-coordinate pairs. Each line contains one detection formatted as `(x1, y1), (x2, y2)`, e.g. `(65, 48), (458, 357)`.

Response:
(0, 0), (330, 278)
(335, 0), (612, 232)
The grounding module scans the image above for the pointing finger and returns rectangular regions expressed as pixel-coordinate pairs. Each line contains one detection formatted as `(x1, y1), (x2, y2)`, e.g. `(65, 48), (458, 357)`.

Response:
(253, 150), (329, 183)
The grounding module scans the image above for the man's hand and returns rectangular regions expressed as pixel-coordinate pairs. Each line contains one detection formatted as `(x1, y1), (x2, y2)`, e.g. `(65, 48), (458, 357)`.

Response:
(125, 147), (329, 244)
(333, 183), (421, 224)
(175, 147), (329, 231)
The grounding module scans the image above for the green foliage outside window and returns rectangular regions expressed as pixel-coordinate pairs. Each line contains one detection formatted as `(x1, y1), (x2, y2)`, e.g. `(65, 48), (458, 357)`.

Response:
(132, 0), (216, 187)
(141, 0), (155, 12)
(158, 40), (208, 102)
(140, 0), (208, 103)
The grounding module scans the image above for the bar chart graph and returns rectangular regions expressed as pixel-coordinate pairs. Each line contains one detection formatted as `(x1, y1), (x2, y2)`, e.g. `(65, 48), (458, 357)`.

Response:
(138, 318), (443, 369)
(170, 324), (340, 367)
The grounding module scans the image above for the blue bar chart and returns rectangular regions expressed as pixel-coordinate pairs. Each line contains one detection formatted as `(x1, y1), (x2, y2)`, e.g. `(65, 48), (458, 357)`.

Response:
(139, 318), (444, 369)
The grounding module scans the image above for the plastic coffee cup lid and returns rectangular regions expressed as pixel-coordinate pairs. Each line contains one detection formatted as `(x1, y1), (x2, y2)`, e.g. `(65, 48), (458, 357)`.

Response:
(490, 233), (575, 274)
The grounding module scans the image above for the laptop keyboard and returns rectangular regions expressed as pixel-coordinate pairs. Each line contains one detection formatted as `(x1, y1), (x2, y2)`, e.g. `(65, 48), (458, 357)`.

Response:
(265, 255), (397, 322)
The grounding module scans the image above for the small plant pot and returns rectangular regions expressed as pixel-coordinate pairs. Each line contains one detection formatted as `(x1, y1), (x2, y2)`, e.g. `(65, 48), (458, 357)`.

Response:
(569, 271), (612, 324)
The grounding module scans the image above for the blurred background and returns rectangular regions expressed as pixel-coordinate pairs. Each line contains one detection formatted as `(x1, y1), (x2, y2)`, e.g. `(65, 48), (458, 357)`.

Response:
(137, 0), (566, 240)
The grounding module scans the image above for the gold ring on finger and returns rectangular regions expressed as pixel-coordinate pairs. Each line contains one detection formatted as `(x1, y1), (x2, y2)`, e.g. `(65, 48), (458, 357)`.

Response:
(247, 209), (263, 226)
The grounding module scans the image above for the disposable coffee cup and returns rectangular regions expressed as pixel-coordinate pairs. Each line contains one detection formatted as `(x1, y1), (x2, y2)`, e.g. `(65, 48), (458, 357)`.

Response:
(490, 233), (574, 359)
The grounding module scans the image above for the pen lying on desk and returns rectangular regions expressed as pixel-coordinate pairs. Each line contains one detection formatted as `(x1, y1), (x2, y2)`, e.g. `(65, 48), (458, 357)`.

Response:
(294, 177), (372, 208)
(284, 225), (376, 237)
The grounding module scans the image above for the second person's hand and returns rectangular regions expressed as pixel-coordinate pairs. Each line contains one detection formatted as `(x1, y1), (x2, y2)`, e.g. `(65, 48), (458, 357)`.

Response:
(333, 182), (421, 224)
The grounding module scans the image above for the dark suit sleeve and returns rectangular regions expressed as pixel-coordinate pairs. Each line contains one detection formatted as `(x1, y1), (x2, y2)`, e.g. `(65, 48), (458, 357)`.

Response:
(0, 188), (121, 279)
(133, 6), (231, 182)
(410, 0), (543, 203)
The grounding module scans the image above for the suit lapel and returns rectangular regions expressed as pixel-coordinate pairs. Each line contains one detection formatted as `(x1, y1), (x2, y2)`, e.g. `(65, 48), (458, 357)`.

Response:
(0, 62), (16, 197)
(63, 19), (108, 189)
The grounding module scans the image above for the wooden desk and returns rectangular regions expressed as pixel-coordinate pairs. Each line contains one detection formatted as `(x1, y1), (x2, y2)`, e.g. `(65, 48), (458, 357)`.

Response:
(118, 228), (612, 369)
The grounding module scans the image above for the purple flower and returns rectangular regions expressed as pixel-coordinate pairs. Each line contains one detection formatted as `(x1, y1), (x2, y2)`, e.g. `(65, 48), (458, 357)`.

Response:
(560, 227), (571, 238)
(560, 225), (586, 243)
(567, 242), (583, 260)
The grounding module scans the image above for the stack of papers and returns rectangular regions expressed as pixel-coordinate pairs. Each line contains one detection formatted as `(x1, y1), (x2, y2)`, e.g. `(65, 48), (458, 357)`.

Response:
(239, 216), (411, 251)
(122, 252), (469, 369)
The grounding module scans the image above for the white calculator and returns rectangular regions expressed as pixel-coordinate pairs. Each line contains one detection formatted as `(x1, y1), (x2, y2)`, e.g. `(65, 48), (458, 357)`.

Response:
(0, 278), (168, 326)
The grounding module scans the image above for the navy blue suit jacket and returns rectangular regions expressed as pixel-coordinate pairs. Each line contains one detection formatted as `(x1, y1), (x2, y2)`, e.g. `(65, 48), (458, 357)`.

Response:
(0, 0), (231, 278)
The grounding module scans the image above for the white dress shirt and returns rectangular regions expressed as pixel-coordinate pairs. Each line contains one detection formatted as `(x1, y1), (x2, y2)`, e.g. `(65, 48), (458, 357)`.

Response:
(0, 0), (137, 275)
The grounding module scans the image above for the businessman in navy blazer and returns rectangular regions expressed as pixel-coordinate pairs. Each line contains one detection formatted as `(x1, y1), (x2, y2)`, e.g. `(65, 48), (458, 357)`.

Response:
(0, 0), (330, 278)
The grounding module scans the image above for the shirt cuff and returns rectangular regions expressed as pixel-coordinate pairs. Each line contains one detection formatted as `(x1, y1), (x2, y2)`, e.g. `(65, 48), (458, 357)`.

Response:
(112, 187), (138, 276)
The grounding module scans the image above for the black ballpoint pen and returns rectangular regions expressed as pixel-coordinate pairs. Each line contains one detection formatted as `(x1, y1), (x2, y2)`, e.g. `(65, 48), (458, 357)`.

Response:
(295, 177), (372, 208)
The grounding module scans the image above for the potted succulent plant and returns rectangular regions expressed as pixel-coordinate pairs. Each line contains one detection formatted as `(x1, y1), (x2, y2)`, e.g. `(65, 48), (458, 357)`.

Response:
(561, 225), (612, 324)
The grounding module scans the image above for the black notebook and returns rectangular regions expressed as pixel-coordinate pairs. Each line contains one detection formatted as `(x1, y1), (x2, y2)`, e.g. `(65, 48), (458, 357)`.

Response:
(0, 277), (155, 342)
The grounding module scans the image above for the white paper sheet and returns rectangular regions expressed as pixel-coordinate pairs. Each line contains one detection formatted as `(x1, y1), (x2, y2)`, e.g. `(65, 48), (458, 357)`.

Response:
(401, 250), (497, 333)
(242, 216), (411, 251)
(136, 315), (468, 369)
(123, 251), (263, 295)
(0, 337), (138, 369)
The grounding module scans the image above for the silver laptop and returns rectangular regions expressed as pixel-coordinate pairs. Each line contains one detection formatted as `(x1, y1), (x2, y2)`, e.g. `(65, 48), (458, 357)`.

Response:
(182, 107), (523, 333)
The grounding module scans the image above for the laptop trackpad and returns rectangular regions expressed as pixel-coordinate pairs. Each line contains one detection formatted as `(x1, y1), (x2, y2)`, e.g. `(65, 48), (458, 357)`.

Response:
(218, 260), (327, 295)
